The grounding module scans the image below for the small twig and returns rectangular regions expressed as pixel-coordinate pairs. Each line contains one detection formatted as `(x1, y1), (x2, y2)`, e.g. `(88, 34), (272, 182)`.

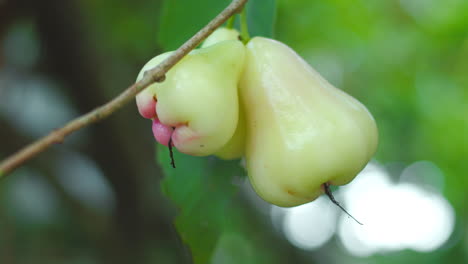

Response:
(323, 182), (363, 225)
(0, 0), (248, 178)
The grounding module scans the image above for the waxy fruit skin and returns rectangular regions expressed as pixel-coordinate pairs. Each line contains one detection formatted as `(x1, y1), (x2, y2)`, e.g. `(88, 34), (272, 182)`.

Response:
(202, 28), (240, 48)
(136, 40), (245, 156)
(240, 37), (378, 207)
(203, 27), (246, 160)
(213, 104), (246, 160)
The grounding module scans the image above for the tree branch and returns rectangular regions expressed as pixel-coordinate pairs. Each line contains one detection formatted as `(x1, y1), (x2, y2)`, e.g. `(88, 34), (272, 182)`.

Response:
(0, 0), (248, 178)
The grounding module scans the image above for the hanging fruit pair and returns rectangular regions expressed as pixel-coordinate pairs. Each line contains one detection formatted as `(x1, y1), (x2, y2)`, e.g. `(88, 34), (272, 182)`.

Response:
(135, 27), (378, 208)
(135, 29), (244, 158)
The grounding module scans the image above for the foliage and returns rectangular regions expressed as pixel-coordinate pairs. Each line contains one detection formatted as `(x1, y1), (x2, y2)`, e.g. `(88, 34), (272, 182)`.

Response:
(0, 0), (467, 263)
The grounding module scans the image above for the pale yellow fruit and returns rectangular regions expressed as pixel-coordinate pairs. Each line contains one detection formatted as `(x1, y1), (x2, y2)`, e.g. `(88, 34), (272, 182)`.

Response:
(202, 28), (240, 48)
(136, 40), (245, 156)
(240, 37), (378, 207)
(203, 27), (246, 160)
(214, 104), (246, 160)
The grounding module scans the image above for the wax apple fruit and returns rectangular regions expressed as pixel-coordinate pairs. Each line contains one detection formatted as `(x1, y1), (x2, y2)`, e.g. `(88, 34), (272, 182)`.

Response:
(136, 40), (245, 156)
(213, 104), (246, 160)
(201, 28), (246, 160)
(240, 37), (378, 207)
(202, 27), (240, 47)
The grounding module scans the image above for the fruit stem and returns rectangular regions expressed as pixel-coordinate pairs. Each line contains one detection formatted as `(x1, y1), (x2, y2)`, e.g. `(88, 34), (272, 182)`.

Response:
(323, 182), (363, 225)
(226, 16), (236, 29)
(168, 135), (176, 168)
(240, 8), (250, 44)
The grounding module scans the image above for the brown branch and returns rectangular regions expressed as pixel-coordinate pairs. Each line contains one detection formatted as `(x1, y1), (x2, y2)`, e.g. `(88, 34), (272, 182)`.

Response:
(0, 0), (248, 178)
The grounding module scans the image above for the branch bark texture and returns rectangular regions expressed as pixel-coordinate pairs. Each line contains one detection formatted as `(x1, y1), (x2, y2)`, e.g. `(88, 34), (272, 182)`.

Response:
(0, 0), (248, 177)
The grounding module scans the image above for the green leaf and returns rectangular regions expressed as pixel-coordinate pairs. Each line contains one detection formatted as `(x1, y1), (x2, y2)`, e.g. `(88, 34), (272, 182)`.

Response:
(158, 0), (231, 50)
(157, 0), (277, 51)
(210, 232), (256, 264)
(158, 146), (244, 263)
(246, 0), (277, 38)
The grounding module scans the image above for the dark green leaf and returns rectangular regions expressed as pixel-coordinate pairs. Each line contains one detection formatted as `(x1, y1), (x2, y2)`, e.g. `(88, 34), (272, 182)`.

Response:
(157, 0), (277, 50)
(246, 0), (277, 38)
(158, 146), (245, 263)
(157, 0), (231, 50)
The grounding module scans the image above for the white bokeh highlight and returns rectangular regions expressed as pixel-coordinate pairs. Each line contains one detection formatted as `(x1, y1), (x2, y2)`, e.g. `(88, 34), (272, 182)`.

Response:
(55, 151), (116, 213)
(280, 196), (339, 250)
(338, 163), (455, 255)
(8, 169), (59, 223)
(272, 162), (456, 256)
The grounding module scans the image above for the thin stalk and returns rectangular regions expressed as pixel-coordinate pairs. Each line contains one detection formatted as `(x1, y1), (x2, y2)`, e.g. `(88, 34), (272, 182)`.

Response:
(226, 16), (236, 29)
(240, 8), (250, 43)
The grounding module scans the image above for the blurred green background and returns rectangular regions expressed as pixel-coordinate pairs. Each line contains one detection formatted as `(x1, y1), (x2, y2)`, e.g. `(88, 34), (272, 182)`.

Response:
(0, 0), (467, 263)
